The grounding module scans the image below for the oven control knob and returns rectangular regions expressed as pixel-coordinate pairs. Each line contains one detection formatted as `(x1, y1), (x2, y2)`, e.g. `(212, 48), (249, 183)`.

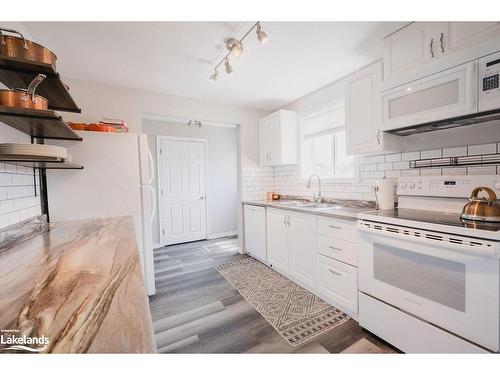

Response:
(409, 181), (415, 189)
(400, 181), (407, 188)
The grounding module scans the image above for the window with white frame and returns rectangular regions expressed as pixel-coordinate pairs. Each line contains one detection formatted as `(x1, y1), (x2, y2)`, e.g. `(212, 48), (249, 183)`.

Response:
(301, 102), (356, 180)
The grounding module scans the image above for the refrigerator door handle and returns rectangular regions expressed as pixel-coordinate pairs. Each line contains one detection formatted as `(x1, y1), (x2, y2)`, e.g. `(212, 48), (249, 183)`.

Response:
(145, 184), (156, 223)
(147, 149), (155, 185)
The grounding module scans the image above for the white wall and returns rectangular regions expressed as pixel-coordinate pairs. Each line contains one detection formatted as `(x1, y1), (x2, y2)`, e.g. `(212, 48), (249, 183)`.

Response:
(142, 119), (239, 243)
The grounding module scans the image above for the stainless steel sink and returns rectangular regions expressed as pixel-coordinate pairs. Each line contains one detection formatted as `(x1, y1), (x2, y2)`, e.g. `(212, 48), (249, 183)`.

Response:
(273, 200), (312, 207)
(302, 203), (337, 209)
(273, 201), (338, 209)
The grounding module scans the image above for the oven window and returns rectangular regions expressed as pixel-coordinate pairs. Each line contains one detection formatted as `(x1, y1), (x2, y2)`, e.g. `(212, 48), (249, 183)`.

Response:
(373, 244), (466, 312)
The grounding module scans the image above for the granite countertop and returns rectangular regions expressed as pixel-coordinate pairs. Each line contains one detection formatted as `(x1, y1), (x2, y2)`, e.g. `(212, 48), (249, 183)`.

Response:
(0, 216), (156, 353)
(242, 198), (376, 220)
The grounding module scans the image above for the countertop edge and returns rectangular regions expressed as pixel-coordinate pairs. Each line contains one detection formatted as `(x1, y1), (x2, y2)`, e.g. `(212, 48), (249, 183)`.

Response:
(241, 200), (374, 221)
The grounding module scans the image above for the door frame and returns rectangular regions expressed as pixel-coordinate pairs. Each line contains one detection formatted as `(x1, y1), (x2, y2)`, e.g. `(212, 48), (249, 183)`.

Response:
(156, 135), (210, 247)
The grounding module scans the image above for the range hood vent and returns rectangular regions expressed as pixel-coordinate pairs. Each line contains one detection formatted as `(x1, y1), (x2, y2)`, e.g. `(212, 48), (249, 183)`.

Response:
(387, 108), (500, 136)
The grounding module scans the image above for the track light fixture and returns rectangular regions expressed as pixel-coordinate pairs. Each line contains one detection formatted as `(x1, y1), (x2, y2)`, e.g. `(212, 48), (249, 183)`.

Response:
(256, 22), (268, 44)
(187, 120), (202, 127)
(224, 58), (233, 74)
(226, 38), (243, 58)
(209, 69), (218, 82)
(208, 22), (269, 82)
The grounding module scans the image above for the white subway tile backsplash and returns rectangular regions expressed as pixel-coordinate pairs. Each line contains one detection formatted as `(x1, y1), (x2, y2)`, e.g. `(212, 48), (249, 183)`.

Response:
(0, 162), (41, 230)
(377, 163), (393, 171)
(442, 167), (467, 176)
(392, 161), (410, 170)
(467, 166), (497, 175)
(421, 169), (442, 176)
(370, 171), (385, 179)
(443, 146), (467, 157)
(370, 155), (385, 164)
(361, 164), (377, 172)
(384, 170), (401, 178)
(420, 149), (442, 159)
(401, 151), (420, 161)
(263, 142), (499, 205)
(402, 169), (420, 177)
(467, 143), (497, 155)
(384, 153), (401, 163)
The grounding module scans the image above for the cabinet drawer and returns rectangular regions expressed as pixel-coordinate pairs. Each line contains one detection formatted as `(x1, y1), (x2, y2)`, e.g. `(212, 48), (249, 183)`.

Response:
(316, 254), (358, 316)
(317, 234), (358, 267)
(317, 216), (358, 243)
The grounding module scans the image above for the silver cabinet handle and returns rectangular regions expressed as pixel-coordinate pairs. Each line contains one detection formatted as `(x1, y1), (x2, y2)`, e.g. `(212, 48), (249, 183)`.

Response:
(286, 215), (290, 226)
(429, 38), (435, 57)
(328, 269), (342, 277)
(329, 225), (342, 229)
(376, 129), (381, 145)
(440, 33), (445, 53)
(329, 246), (342, 251)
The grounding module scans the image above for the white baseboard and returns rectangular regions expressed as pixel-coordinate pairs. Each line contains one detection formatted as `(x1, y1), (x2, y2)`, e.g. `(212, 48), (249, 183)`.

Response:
(207, 230), (238, 240)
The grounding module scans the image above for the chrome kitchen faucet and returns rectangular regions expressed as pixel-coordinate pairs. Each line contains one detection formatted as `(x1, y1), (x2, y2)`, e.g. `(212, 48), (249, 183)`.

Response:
(307, 174), (322, 203)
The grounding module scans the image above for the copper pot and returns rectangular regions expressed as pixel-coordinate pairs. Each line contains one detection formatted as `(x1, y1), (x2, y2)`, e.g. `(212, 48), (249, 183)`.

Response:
(460, 187), (500, 222)
(0, 28), (57, 68)
(0, 74), (48, 110)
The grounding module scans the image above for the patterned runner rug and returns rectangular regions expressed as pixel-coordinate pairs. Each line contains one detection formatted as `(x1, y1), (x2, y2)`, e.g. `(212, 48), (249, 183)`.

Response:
(215, 257), (350, 346)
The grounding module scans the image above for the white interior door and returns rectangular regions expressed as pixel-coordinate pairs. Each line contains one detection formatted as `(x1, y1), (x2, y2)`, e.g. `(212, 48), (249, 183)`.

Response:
(158, 137), (207, 246)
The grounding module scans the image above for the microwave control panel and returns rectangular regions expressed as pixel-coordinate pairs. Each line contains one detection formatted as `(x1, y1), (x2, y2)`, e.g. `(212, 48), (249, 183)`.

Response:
(479, 51), (500, 111)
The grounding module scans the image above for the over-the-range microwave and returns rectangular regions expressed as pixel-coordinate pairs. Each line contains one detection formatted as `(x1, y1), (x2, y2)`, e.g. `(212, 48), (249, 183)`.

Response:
(381, 50), (500, 135)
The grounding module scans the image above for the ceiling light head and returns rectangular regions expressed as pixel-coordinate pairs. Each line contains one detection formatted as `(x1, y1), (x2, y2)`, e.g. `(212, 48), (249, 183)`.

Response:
(225, 38), (243, 58)
(256, 23), (268, 44)
(209, 69), (218, 82)
(224, 58), (233, 74)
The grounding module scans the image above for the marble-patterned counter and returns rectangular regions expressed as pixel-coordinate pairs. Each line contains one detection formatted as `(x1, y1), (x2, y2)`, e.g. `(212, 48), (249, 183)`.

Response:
(242, 198), (376, 221)
(0, 216), (156, 353)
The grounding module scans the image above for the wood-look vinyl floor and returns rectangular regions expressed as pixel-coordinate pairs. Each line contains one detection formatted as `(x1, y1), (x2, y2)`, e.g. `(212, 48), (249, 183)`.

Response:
(149, 237), (398, 354)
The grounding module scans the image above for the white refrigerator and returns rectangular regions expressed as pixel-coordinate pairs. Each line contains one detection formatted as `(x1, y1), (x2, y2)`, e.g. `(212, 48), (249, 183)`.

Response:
(46, 131), (157, 296)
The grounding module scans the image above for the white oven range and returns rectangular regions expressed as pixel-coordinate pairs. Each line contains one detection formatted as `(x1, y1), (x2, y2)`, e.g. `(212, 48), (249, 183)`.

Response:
(357, 175), (500, 353)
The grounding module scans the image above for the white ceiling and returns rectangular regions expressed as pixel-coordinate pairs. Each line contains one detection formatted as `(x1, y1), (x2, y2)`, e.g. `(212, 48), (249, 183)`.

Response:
(23, 22), (405, 111)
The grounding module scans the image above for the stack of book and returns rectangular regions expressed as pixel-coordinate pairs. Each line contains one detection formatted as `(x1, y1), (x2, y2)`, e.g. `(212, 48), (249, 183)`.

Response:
(99, 118), (129, 133)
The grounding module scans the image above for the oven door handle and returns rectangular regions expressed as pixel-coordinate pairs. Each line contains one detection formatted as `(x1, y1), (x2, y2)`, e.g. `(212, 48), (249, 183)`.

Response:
(357, 222), (499, 258)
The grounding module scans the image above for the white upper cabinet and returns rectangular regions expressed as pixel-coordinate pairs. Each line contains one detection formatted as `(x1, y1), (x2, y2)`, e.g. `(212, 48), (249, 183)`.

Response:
(383, 22), (436, 81)
(259, 110), (298, 166)
(345, 60), (401, 154)
(447, 22), (500, 52)
(383, 22), (500, 89)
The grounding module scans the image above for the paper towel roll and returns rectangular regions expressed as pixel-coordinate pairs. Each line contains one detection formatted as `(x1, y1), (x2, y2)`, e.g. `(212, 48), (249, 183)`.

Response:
(373, 178), (396, 210)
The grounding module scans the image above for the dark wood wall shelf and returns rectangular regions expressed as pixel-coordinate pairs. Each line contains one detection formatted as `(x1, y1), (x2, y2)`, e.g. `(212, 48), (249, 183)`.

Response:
(0, 55), (81, 113)
(0, 105), (82, 141)
(0, 159), (83, 170)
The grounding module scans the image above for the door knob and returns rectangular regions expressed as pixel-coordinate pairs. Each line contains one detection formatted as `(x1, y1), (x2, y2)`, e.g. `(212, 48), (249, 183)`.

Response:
(199, 196), (205, 200)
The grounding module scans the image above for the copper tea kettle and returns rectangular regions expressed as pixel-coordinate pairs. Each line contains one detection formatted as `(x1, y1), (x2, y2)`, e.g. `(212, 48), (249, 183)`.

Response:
(460, 187), (500, 222)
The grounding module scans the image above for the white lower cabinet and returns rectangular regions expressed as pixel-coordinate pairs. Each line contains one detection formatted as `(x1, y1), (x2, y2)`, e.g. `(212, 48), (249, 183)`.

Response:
(266, 208), (316, 291)
(266, 209), (289, 275)
(316, 254), (359, 317)
(288, 212), (316, 290)
(264, 208), (359, 318)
